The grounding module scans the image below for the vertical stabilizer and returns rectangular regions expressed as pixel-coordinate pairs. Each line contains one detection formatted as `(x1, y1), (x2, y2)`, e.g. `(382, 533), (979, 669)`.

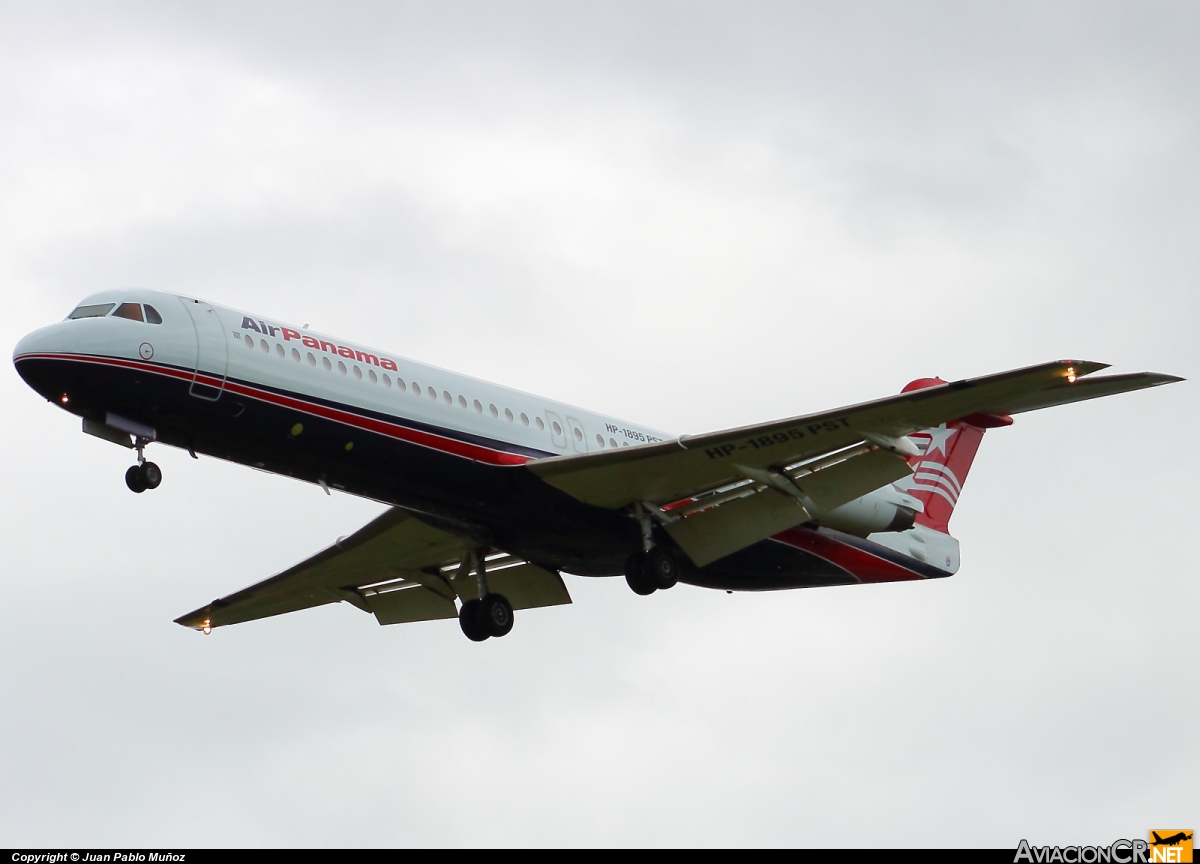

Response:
(898, 377), (1011, 534)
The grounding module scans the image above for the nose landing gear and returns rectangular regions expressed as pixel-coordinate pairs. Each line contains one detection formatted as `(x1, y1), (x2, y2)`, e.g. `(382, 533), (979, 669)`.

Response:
(125, 462), (162, 493)
(125, 436), (162, 493)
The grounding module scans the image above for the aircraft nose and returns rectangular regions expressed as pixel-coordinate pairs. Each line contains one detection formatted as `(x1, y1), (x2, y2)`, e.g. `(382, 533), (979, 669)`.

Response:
(13, 329), (44, 363)
(13, 322), (74, 400)
(13, 322), (67, 365)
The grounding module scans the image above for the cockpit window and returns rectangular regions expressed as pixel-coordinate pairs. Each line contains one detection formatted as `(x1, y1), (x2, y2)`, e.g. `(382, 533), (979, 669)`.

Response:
(144, 305), (162, 324)
(112, 302), (144, 322)
(68, 303), (115, 320)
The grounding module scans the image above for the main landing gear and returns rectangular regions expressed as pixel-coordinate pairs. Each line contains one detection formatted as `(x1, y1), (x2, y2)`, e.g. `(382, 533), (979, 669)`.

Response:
(455, 550), (515, 642)
(625, 548), (680, 595)
(459, 593), (514, 642)
(125, 436), (162, 494)
(624, 502), (681, 595)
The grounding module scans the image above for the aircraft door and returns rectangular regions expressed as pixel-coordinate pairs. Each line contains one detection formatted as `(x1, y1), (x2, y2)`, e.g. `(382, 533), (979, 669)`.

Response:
(545, 411), (568, 450)
(180, 298), (229, 401)
(566, 416), (588, 453)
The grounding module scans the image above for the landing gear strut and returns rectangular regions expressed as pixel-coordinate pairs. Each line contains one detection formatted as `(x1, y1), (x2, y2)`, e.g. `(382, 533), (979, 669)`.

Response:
(456, 550), (515, 642)
(125, 436), (162, 494)
(624, 503), (682, 595)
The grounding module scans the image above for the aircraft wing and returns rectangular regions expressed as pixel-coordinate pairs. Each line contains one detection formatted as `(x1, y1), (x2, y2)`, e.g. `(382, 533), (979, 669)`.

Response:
(175, 507), (571, 631)
(529, 359), (1181, 512)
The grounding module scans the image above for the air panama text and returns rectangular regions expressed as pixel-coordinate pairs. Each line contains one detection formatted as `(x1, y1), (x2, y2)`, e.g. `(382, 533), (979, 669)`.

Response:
(241, 317), (399, 372)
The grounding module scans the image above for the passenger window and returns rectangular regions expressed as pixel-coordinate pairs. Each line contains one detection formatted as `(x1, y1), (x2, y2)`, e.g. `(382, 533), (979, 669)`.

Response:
(322, 357), (332, 371)
(428, 388), (438, 401)
(245, 336), (255, 350)
(383, 374), (391, 387)
(276, 344), (285, 357)
(144, 305), (163, 325)
(261, 340), (270, 353)
(413, 383), (421, 396)
(112, 302), (144, 322)
(368, 369), (377, 383)
(552, 421), (562, 435)
(609, 438), (618, 448)
(474, 399), (483, 413)
(67, 303), (115, 319)
(536, 417), (545, 431)
(291, 348), (301, 362)
(504, 408), (513, 422)
(573, 427), (583, 441)
(398, 378), (407, 392)
(338, 361), (347, 375)
(489, 404), (498, 418)
(458, 395), (467, 408)
(444, 391), (452, 405)
(595, 434), (604, 447)
(520, 413), (529, 426)
(307, 352), (317, 366)
(353, 365), (362, 379)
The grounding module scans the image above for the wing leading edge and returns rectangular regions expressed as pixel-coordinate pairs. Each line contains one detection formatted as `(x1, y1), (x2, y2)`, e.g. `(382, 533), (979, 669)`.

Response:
(527, 360), (1181, 510)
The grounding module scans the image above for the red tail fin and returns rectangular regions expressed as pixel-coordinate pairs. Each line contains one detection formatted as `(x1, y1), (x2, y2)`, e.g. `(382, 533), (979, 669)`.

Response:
(899, 378), (1012, 534)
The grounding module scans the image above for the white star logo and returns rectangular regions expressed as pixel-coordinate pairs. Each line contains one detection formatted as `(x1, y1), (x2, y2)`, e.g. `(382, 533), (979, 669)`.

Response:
(923, 424), (957, 457)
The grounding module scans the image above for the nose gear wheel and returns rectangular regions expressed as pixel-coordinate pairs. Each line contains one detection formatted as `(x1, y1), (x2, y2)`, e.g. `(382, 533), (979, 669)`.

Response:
(125, 461), (162, 493)
(125, 434), (162, 493)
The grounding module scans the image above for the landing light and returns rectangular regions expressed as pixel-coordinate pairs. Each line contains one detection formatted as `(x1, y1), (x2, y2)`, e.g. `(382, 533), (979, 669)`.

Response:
(201, 619), (212, 635)
(59, 394), (69, 404)
(1066, 367), (1077, 384)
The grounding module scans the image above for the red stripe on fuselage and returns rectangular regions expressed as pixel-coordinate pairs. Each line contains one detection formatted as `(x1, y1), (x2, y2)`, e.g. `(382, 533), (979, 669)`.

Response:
(17, 352), (533, 466)
(771, 527), (927, 583)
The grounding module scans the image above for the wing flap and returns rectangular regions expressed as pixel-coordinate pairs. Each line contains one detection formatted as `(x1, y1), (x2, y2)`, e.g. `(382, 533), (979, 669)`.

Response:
(363, 585), (458, 625)
(483, 562), (573, 610)
(664, 489), (811, 567)
(790, 447), (913, 511)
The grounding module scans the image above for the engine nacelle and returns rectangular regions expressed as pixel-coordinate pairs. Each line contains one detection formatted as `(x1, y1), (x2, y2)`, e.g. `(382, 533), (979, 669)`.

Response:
(807, 485), (919, 537)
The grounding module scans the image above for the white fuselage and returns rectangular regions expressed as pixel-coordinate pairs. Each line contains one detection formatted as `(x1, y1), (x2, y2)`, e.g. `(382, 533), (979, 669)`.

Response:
(19, 289), (670, 459)
(14, 288), (959, 579)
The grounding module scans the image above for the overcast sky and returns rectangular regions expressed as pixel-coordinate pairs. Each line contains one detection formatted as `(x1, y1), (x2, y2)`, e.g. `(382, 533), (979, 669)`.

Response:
(1, 0), (1196, 848)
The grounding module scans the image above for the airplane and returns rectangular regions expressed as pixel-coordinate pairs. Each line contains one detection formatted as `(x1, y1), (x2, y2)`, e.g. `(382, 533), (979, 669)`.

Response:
(1151, 833), (1193, 847)
(13, 289), (1183, 642)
